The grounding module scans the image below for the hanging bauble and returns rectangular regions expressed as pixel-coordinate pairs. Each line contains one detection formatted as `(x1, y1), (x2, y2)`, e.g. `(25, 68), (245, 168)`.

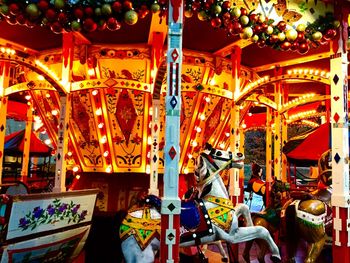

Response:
(251, 35), (259, 42)
(38, 0), (49, 11)
(107, 17), (120, 31)
(296, 32), (304, 42)
(45, 8), (57, 22)
(278, 32), (286, 41)
(0, 5), (9, 16)
(51, 21), (63, 34)
(58, 12), (67, 24)
(124, 10), (138, 25)
(253, 25), (262, 34)
(241, 27), (253, 39)
(249, 14), (258, 23)
(123, 1), (133, 11)
(230, 21), (242, 35)
(312, 31), (323, 41)
(240, 15), (249, 26)
(73, 7), (83, 19)
(16, 14), (26, 25)
(291, 42), (299, 51)
(54, 0), (65, 9)
(95, 7), (102, 17)
(101, 4), (112, 16)
(296, 23), (306, 32)
(138, 5), (149, 19)
(240, 8), (248, 16)
(71, 20), (81, 31)
(257, 39), (266, 48)
(83, 18), (97, 32)
(211, 5), (221, 15)
(210, 17), (222, 28)
(266, 26), (273, 35)
(269, 34), (279, 43)
(84, 7), (94, 17)
(151, 3), (160, 13)
(258, 15), (266, 23)
(280, 41), (291, 51)
(277, 21), (287, 31)
(197, 11), (208, 21)
(298, 42), (309, 54)
(184, 9), (193, 18)
(222, 1), (231, 10)
(286, 28), (297, 41)
(222, 12), (231, 23)
(324, 29), (337, 40)
(230, 7), (241, 18)
(9, 3), (20, 15)
(26, 4), (40, 19)
(112, 1), (122, 13)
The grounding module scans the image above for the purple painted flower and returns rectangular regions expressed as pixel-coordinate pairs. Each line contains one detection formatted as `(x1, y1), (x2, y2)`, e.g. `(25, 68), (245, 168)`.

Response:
(19, 217), (30, 228)
(58, 203), (68, 213)
(71, 204), (80, 214)
(47, 204), (55, 216)
(33, 207), (44, 218)
(79, 210), (88, 221)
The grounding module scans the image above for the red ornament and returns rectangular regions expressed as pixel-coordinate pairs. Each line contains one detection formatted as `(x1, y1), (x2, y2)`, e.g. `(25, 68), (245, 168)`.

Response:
(58, 12), (67, 24)
(84, 7), (94, 17)
(229, 21), (242, 35)
(280, 41), (291, 51)
(112, 1), (123, 12)
(9, 3), (20, 15)
(211, 17), (222, 28)
(291, 42), (299, 51)
(38, 0), (49, 11)
(269, 34), (279, 44)
(249, 14), (258, 23)
(253, 25), (262, 34)
(222, 1), (231, 9)
(298, 42), (309, 54)
(74, 8), (84, 19)
(324, 29), (337, 40)
(123, 1), (133, 11)
(277, 21), (287, 31)
(51, 21), (63, 34)
(83, 18), (97, 32)
(296, 32), (305, 42)
(45, 8), (57, 22)
(107, 17), (121, 31)
(257, 39), (266, 48)
(16, 14), (27, 25)
(240, 8), (247, 16)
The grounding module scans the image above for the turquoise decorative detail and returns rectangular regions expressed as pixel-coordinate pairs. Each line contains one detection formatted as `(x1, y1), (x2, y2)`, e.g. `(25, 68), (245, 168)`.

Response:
(19, 199), (87, 231)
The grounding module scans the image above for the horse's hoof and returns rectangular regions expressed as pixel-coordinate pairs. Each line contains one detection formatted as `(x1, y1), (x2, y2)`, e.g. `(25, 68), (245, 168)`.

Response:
(270, 256), (282, 263)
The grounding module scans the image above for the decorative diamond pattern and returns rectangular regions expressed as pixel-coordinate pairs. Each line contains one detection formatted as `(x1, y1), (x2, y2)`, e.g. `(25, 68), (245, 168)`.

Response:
(170, 96), (177, 109)
(167, 232), (175, 241)
(104, 78), (118, 88)
(167, 203), (176, 211)
(334, 153), (341, 163)
(275, 135), (279, 141)
(153, 124), (158, 133)
(153, 155), (158, 163)
(171, 49), (179, 62)
(333, 113), (340, 123)
(169, 146), (177, 160)
(0, 125), (4, 132)
(333, 74), (339, 85)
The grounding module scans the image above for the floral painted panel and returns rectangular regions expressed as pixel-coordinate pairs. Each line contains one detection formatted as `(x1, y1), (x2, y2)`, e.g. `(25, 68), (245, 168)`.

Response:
(1, 225), (90, 263)
(6, 191), (97, 240)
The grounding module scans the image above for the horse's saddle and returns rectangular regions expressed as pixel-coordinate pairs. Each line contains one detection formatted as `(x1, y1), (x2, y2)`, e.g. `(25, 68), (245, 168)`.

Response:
(290, 189), (331, 206)
(253, 208), (281, 227)
(180, 199), (213, 244)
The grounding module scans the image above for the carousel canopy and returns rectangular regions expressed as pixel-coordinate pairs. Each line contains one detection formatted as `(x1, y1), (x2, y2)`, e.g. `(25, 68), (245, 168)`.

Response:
(4, 130), (52, 157)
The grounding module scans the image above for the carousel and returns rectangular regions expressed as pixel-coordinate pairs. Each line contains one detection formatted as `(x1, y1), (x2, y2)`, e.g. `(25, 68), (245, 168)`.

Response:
(0, 0), (349, 262)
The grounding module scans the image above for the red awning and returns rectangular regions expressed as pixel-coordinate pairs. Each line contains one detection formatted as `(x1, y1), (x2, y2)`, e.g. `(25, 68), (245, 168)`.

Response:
(4, 130), (52, 157)
(286, 123), (330, 165)
(7, 101), (28, 121)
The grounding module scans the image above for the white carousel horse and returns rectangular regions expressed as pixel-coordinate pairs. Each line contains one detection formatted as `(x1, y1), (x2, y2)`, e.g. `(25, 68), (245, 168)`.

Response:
(119, 143), (281, 263)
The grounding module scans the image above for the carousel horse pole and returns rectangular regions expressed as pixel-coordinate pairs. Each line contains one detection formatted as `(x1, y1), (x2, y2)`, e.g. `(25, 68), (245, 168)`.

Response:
(119, 143), (281, 263)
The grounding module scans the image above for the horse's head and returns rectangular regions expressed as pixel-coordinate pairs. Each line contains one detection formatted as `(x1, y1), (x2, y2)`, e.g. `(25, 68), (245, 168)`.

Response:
(194, 143), (244, 184)
(318, 149), (332, 187)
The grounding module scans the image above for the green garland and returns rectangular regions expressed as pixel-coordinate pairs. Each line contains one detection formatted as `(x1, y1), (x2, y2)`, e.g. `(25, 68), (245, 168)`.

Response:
(0, 0), (339, 54)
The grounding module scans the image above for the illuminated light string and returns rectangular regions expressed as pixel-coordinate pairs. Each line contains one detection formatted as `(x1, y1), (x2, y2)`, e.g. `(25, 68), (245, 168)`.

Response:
(0, 47), (15, 55)
(35, 60), (60, 83)
(283, 93), (316, 107)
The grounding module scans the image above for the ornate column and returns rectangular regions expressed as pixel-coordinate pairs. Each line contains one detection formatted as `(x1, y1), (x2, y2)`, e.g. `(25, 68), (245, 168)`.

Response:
(330, 4), (350, 260)
(53, 33), (73, 193)
(160, 1), (183, 262)
(20, 103), (33, 182)
(273, 67), (283, 180)
(265, 107), (273, 205)
(281, 84), (288, 182)
(0, 61), (9, 185)
(230, 46), (242, 205)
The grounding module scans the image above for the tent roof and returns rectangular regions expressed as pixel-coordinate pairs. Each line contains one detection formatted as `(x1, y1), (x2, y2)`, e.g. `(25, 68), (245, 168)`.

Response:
(4, 130), (52, 157)
(285, 123), (330, 166)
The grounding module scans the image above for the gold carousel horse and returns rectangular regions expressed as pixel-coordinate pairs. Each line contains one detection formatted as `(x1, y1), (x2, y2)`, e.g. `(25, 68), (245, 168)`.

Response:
(119, 143), (281, 263)
(243, 150), (332, 263)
